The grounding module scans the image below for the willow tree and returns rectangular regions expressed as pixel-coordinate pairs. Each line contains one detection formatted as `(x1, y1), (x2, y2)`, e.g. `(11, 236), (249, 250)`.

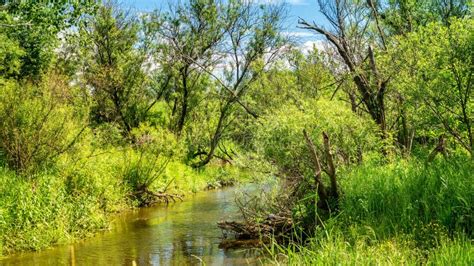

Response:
(146, 0), (231, 136)
(381, 0), (471, 35)
(0, 1), (96, 80)
(81, 4), (149, 134)
(192, 0), (287, 167)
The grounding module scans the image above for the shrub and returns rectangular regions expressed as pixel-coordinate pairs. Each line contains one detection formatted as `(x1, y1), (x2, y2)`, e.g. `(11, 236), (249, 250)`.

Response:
(91, 122), (126, 148)
(119, 124), (184, 205)
(256, 99), (380, 176)
(0, 76), (88, 174)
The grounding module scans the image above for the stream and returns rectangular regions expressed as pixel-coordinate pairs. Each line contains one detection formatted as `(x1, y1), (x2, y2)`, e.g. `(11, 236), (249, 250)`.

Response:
(0, 186), (264, 265)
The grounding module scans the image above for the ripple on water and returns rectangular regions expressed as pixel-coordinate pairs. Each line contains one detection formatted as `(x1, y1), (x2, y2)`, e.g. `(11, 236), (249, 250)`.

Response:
(0, 185), (266, 266)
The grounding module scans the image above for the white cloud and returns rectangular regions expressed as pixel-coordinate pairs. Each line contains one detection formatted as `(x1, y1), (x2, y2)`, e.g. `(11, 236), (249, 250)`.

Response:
(254, 0), (309, 5)
(282, 31), (315, 38)
(300, 40), (326, 53)
(286, 0), (309, 5)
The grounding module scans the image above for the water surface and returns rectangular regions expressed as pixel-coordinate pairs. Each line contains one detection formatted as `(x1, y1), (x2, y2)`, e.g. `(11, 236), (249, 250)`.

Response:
(1, 186), (262, 265)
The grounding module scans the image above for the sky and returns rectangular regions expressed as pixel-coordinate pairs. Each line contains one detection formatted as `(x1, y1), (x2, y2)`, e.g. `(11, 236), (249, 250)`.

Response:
(121, 0), (329, 51)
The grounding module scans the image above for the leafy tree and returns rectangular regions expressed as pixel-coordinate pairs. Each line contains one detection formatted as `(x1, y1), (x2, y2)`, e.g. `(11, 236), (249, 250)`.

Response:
(192, 1), (287, 167)
(145, 0), (231, 135)
(394, 18), (473, 155)
(299, 0), (392, 153)
(381, 0), (471, 35)
(231, 48), (334, 151)
(0, 1), (96, 80)
(81, 4), (149, 134)
(0, 32), (24, 77)
(288, 48), (334, 99)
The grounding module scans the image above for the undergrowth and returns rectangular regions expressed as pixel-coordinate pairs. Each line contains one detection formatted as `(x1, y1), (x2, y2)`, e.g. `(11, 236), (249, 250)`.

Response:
(267, 156), (473, 265)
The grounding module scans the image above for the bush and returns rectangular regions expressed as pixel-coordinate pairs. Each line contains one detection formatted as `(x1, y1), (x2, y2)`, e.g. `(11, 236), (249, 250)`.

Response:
(0, 75), (88, 174)
(256, 99), (380, 176)
(91, 122), (126, 148)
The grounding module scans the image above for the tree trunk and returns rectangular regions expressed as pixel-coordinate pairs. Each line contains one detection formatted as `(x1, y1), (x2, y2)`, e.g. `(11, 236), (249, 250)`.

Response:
(176, 67), (189, 135)
(427, 135), (448, 162)
(193, 99), (233, 168)
(303, 130), (340, 212)
(323, 132), (338, 200)
(176, 86), (188, 135)
(111, 89), (131, 134)
(303, 129), (328, 204)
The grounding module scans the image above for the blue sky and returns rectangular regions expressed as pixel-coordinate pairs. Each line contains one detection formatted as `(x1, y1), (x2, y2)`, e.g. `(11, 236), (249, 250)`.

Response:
(122, 0), (328, 49)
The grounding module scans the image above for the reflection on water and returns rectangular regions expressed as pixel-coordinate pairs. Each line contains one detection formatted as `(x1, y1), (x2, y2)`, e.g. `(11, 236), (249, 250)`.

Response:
(1, 186), (264, 265)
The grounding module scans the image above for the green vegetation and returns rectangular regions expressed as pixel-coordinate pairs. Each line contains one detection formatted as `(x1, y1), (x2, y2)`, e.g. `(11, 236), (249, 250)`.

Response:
(268, 158), (473, 265)
(0, 0), (472, 264)
(0, 135), (248, 254)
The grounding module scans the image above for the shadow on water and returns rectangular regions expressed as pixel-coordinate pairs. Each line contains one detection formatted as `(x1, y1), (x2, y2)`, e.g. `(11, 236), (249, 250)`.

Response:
(0, 185), (266, 265)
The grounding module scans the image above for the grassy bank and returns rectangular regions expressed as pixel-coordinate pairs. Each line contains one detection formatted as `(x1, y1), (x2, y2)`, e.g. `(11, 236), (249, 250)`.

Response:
(0, 147), (249, 256)
(272, 235), (472, 265)
(268, 157), (473, 265)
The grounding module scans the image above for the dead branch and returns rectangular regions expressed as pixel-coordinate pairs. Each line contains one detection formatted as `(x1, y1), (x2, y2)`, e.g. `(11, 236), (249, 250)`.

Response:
(427, 134), (448, 162)
(132, 186), (184, 207)
(217, 211), (293, 248)
(303, 129), (328, 202)
(323, 132), (339, 199)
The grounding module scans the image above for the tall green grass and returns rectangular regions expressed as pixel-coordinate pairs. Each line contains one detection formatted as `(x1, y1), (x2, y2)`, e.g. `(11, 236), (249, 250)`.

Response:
(271, 235), (472, 265)
(340, 156), (472, 239)
(269, 156), (473, 265)
(0, 148), (130, 254)
(0, 169), (111, 254)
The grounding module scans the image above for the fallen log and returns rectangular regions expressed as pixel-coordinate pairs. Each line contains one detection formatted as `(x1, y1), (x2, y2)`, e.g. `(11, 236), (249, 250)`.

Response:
(217, 212), (293, 248)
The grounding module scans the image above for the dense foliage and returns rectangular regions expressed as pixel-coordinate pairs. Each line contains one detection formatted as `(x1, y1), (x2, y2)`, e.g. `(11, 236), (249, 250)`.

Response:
(0, 0), (472, 263)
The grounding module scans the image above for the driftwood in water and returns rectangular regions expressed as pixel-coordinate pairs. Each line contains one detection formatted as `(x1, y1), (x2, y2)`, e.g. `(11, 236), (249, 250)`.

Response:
(205, 178), (236, 190)
(132, 186), (184, 207)
(217, 212), (293, 248)
(217, 131), (341, 247)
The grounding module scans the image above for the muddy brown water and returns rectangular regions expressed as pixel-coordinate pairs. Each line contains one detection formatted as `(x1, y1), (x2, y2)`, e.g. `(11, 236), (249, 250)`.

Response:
(0, 186), (266, 265)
